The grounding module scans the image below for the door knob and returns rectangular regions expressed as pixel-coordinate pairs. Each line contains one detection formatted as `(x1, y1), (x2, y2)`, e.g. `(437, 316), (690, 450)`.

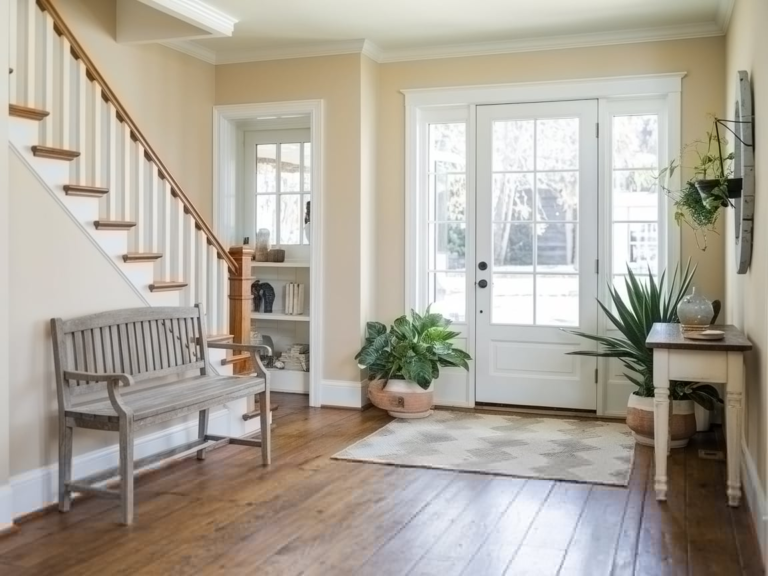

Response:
(478, 261), (488, 271)
(478, 279), (488, 288)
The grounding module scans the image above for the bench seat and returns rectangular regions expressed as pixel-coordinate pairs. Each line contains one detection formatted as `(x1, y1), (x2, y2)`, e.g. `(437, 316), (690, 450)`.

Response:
(67, 374), (266, 425)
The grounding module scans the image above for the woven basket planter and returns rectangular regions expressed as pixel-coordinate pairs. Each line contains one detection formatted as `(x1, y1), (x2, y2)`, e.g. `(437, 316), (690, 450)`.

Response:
(626, 394), (697, 448)
(368, 379), (434, 419)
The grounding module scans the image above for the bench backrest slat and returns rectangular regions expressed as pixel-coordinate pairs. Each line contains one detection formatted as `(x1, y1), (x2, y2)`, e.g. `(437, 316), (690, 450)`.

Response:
(51, 306), (208, 404)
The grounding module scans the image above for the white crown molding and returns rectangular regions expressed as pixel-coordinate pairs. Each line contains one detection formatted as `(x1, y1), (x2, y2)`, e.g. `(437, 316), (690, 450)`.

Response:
(162, 20), (726, 66)
(716, 0), (736, 33)
(378, 21), (725, 63)
(161, 39), (217, 64)
(137, 0), (238, 36)
(215, 39), (369, 65)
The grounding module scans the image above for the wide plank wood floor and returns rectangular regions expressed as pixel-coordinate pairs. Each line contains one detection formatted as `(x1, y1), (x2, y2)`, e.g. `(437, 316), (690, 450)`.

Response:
(0, 393), (762, 575)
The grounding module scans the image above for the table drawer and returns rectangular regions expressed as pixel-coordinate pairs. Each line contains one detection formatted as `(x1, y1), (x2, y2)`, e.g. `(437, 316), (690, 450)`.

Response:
(668, 349), (727, 383)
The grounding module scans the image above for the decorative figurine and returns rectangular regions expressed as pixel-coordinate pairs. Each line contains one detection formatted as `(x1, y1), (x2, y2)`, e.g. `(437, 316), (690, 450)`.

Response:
(261, 282), (276, 313)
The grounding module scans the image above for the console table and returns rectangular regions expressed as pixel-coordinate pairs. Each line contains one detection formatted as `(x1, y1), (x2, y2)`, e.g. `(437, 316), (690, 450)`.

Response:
(646, 323), (752, 506)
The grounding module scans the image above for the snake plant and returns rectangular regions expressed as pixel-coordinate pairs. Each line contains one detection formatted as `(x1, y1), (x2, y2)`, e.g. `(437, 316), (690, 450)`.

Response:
(566, 261), (722, 409)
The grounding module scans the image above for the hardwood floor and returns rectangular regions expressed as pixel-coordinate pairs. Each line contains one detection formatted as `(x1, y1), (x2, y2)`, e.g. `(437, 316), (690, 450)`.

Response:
(0, 393), (762, 575)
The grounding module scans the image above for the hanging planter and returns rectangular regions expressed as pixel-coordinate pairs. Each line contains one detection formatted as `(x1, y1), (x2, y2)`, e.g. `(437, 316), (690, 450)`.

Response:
(695, 177), (743, 207)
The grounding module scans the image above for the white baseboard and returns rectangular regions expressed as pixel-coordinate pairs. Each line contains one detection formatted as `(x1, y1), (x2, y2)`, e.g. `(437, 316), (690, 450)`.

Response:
(321, 380), (370, 409)
(9, 407), (241, 519)
(0, 484), (13, 528)
(742, 439), (767, 564)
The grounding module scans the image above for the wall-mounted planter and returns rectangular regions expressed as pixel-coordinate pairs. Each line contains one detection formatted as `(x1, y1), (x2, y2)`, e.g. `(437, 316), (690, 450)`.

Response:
(695, 177), (743, 207)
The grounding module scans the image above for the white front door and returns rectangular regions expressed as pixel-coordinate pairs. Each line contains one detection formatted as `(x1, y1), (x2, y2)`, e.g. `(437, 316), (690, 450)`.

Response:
(475, 100), (599, 410)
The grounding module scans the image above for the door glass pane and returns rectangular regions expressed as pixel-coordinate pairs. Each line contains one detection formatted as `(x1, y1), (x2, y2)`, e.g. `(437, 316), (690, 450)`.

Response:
(536, 223), (578, 273)
(256, 144), (277, 193)
(493, 120), (534, 171)
(430, 272), (465, 323)
(493, 223), (533, 271)
(537, 275), (579, 326)
(431, 174), (466, 221)
(612, 223), (658, 275)
(537, 172), (579, 221)
(429, 223), (466, 271)
(536, 118), (579, 170)
(612, 115), (658, 169)
(429, 123), (466, 172)
(492, 174), (534, 221)
(279, 194), (301, 244)
(612, 170), (657, 221)
(492, 275), (533, 324)
(279, 143), (301, 192)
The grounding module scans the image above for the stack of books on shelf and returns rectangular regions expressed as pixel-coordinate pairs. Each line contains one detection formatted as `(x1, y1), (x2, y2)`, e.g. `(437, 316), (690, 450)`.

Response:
(277, 344), (309, 372)
(285, 283), (306, 316)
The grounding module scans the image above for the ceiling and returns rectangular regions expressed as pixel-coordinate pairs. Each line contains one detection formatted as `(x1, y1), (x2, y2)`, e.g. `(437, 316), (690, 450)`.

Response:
(146, 0), (734, 64)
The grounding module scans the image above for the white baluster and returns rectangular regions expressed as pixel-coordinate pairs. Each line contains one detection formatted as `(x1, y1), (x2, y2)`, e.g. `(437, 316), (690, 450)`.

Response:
(157, 177), (172, 281)
(120, 121), (132, 222)
(24, 0), (37, 106)
(207, 243), (218, 334)
(195, 230), (207, 317)
(59, 35), (72, 151)
(217, 259), (228, 336)
(172, 197), (185, 286)
(9, 0), (18, 103)
(132, 142), (146, 253)
(104, 104), (119, 221)
(182, 215), (196, 307)
(90, 81), (103, 187)
(75, 60), (88, 184)
(40, 10), (54, 146)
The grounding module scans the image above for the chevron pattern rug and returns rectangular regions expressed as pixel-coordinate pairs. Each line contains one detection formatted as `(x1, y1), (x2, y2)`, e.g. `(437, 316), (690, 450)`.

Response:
(334, 410), (635, 486)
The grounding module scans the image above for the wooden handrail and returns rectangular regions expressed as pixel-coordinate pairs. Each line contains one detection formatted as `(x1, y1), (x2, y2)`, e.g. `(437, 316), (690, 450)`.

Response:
(37, 0), (238, 273)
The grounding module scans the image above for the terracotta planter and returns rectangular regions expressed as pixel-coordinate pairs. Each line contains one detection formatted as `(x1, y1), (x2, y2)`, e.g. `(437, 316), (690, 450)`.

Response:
(367, 379), (434, 418)
(626, 394), (697, 448)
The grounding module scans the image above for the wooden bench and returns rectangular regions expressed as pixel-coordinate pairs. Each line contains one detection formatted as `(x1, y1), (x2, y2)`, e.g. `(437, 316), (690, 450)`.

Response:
(50, 305), (271, 525)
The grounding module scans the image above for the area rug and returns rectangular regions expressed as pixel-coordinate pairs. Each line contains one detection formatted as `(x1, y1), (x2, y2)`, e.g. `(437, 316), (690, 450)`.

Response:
(333, 410), (635, 486)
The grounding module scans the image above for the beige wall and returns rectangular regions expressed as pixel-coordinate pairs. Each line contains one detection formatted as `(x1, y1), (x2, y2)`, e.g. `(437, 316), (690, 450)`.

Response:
(52, 0), (216, 220)
(725, 0), (768, 501)
(216, 55), (367, 382)
(0, 0), (11, 525)
(8, 152), (146, 476)
(375, 37), (726, 321)
(360, 55), (379, 335)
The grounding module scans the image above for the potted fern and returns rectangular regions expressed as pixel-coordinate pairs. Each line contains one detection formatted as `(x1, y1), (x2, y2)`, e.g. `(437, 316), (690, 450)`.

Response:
(356, 308), (472, 418)
(565, 262), (723, 447)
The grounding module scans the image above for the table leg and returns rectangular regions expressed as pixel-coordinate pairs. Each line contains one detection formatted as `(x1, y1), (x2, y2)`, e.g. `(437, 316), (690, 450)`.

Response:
(653, 349), (670, 502)
(726, 351), (744, 507)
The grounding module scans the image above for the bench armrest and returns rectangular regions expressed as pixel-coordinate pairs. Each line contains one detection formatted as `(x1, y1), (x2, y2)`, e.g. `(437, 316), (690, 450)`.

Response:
(64, 370), (135, 418)
(207, 342), (271, 381)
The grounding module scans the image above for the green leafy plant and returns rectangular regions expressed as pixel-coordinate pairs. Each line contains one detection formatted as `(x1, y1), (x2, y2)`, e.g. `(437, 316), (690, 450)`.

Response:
(659, 117), (734, 250)
(564, 262), (722, 408)
(355, 308), (472, 390)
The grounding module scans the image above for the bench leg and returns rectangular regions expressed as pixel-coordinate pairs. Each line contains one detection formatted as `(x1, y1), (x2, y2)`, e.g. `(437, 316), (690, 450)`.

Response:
(259, 389), (271, 466)
(196, 409), (209, 460)
(119, 419), (134, 525)
(58, 423), (73, 513)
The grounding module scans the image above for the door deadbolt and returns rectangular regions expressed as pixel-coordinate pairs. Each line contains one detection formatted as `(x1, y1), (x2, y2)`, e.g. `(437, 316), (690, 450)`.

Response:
(478, 261), (488, 271)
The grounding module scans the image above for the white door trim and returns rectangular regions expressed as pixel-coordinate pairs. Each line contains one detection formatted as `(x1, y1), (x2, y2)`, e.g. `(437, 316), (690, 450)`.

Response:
(213, 100), (325, 407)
(405, 74), (683, 415)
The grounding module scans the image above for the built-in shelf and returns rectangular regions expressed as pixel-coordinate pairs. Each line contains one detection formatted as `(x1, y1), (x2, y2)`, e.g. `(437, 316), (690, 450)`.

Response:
(251, 261), (310, 268)
(251, 312), (309, 322)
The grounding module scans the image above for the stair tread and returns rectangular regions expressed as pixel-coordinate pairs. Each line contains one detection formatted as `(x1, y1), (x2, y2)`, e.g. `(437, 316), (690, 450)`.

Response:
(94, 220), (136, 230)
(32, 145), (80, 161)
(149, 281), (188, 293)
(123, 253), (163, 263)
(9, 104), (50, 121)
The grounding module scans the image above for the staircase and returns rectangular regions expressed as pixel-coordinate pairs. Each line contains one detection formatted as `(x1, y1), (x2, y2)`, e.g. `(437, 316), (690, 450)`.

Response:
(7, 0), (234, 340)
